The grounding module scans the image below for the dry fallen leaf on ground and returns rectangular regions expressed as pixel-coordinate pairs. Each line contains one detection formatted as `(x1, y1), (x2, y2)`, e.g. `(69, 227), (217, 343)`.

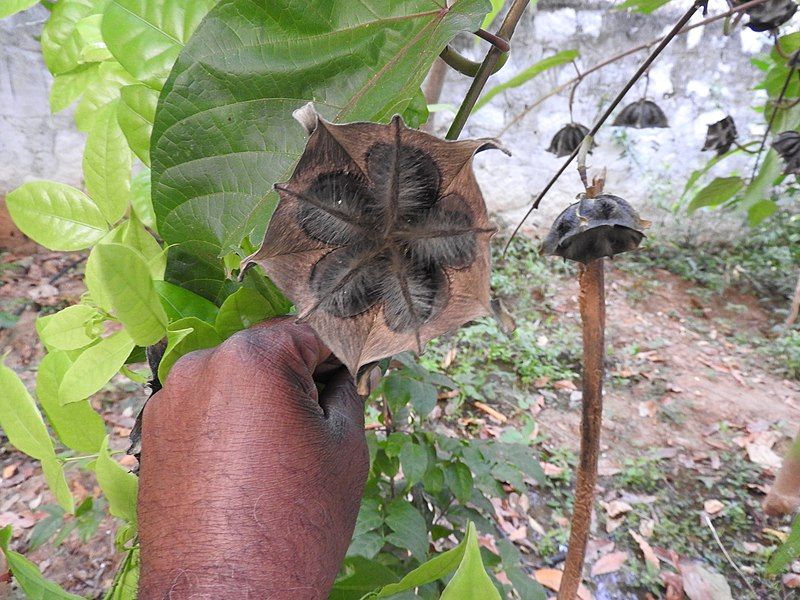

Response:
(703, 499), (724, 515)
(680, 561), (733, 600)
(534, 568), (594, 600)
(630, 530), (660, 570)
(783, 573), (800, 588)
(602, 499), (634, 518)
(591, 550), (629, 576)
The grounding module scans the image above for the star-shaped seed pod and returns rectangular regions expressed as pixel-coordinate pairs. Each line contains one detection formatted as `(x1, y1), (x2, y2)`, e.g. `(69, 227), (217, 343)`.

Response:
(612, 99), (669, 129)
(541, 194), (650, 264)
(702, 116), (738, 155)
(773, 130), (800, 175)
(547, 123), (594, 158)
(243, 104), (507, 375)
(740, 0), (798, 31)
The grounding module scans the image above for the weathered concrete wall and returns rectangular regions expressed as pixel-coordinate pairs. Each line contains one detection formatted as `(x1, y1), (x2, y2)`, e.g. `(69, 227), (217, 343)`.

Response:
(0, 2), (776, 240)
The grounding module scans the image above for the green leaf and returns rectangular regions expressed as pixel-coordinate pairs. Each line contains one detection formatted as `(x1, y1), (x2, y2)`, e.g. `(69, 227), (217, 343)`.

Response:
(376, 529), (468, 597)
(151, 0), (490, 301)
(105, 547), (140, 600)
(75, 13), (113, 62)
(506, 567), (547, 600)
(41, 0), (106, 75)
(83, 100), (131, 224)
(37, 351), (106, 453)
(747, 199), (778, 226)
(158, 317), (221, 382)
(36, 304), (101, 351)
(155, 280), (219, 324)
(95, 436), (138, 524)
(616, 0), (672, 14)
(120, 217), (166, 279)
(474, 49), (579, 111)
(409, 379), (437, 417)
(385, 499), (429, 561)
(92, 243), (168, 345)
(0, 526), (84, 599)
(130, 167), (157, 232)
(0, 0), (39, 19)
(399, 442), (428, 487)
(331, 557), (399, 600)
(440, 522), (501, 599)
(687, 176), (745, 213)
(215, 287), (284, 340)
(59, 329), (136, 404)
(6, 181), (108, 251)
(767, 513), (800, 575)
(481, 0), (504, 28)
(446, 461), (474, 504)
(0, 359), (74, 512)
(102, 0), (218, 89)
(117, 83), (159, 165)
(381, 373), (413, 416)
(75, 60), (137, 131)
(50, 62), (101, 113)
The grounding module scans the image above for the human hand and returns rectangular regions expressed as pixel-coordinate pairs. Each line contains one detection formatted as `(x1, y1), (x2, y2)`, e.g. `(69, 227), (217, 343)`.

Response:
(137, 318), (368, 599)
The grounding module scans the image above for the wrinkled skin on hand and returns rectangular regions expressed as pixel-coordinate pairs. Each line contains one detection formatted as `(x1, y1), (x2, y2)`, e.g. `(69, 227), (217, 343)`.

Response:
(137, 318), (369, 599)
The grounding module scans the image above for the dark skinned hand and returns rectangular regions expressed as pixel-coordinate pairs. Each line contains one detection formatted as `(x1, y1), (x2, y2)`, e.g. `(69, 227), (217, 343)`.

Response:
(137, 318), (369, 599)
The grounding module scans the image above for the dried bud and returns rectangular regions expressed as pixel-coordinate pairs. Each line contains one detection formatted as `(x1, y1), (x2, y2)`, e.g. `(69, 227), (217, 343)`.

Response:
(702, 116), (737, 155)
(612, 99), (669, 129)
(738, 0), (797, 31)
(773, 130), (800, 175)
(541, 194), (650, 264)
(547, 123), (594, 158)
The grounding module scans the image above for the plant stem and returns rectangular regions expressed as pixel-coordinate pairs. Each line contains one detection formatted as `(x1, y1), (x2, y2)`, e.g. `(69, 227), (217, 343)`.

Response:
(446, 0), (531, 140)
(498, 0), (773, 138)
(558, 258), (605, 600)
(505, 0), (704, 252)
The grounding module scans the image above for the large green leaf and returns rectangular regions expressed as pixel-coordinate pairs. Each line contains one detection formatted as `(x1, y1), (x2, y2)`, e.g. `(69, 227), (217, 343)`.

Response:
(6, 181), (108, 251)
(96, 436), (138, 524)
(151, 0), (490, 302)
(82, 100), (131, 224)
(59, 329), (136, 404)
(440, 522), (501, 599)
(92, 243), (168, 345)
(102, 0), (219, 89)
(37, 351), (106, 454)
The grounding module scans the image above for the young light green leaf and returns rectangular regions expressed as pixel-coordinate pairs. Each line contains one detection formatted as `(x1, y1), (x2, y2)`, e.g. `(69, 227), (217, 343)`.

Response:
(118, 83), (159, 165)
(75, 13), (113, 62)
(75, 61), (138, 132)
(385, 499), (429, 561)
(616, 0), (672, 14)
(158, 317), (221, 382)
(130, 168), (157, 232)
(0, 526), (84, 599)
(154, 281), (219, 324)
(747, 199), (778, 226)
(687, 176), (745, 213)
(102, 0), (219, 89)
(399, 442), (428, 487)
(481, 0), (505, 29)
(37, 351), (106, 453)
(40, 0), (104, 75)
(6, 181), (108, 251)
(95, 436), (138, 524)
(474, 49), (579, 111)
(59, 328), (136, 404)
(105, 547), (140, 600)
(50, 62), (101, 113)
(36, 304), (101, 351)
(119, 217), (166, 279)
(0, 0), (39, 19)
(440, 522), (501, 599)
(376, 528), (468, 597)
(767, 513), (800, 575)
(0, 359), (74, 512)
(215, 287), (283, 340)
(92, 243), (168, 345)
(83, 100), (131, 224)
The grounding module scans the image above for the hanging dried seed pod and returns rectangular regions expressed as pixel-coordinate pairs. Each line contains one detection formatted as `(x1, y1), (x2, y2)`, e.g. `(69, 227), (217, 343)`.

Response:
(541, 194), (650, 264)
(702, 116), (737, 155)
(243, 104), (507, 375)
(738, 0), (798, 31)
(547, 123), (594, 158)
(612, 99), (669, 129)
(773, 130), (800, 175)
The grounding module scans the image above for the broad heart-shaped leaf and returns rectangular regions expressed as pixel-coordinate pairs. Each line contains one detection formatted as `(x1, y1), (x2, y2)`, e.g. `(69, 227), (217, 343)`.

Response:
(96, 436), (138, 524)
(440, 522), (501, 599)
(37, 351), (106, 454)
(59, 329), (136, 404)
(102, 0), (219, 89)
(151, 0), (490, 303)
(6, 181), (109, 251)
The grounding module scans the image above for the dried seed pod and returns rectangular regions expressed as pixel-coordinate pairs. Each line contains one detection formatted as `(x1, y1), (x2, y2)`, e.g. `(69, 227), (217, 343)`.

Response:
(243, 104), (507, 374)
(541, 194), (650, 264)
(773, 130), (800, 175)
(612, 99), (669, 129)
(738, 0), (798, 31)
(702, 116), (737, 155)
(547, 123), (593, 158)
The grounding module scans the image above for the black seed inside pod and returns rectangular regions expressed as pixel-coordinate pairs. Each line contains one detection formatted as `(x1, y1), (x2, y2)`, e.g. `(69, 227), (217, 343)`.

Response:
(613, 99), (669, 129)
(547, 123), (593, 157)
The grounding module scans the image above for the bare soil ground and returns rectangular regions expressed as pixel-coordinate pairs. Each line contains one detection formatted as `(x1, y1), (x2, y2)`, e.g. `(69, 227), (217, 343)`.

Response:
(1, 232), (798, 598)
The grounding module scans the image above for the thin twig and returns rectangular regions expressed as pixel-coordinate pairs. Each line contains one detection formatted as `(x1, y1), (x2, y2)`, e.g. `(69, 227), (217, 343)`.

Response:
(446, 0), (531, 140)
(504, 0), (705, 252)
(498, 0), (773, 138)
(703, 514), (758, 597)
